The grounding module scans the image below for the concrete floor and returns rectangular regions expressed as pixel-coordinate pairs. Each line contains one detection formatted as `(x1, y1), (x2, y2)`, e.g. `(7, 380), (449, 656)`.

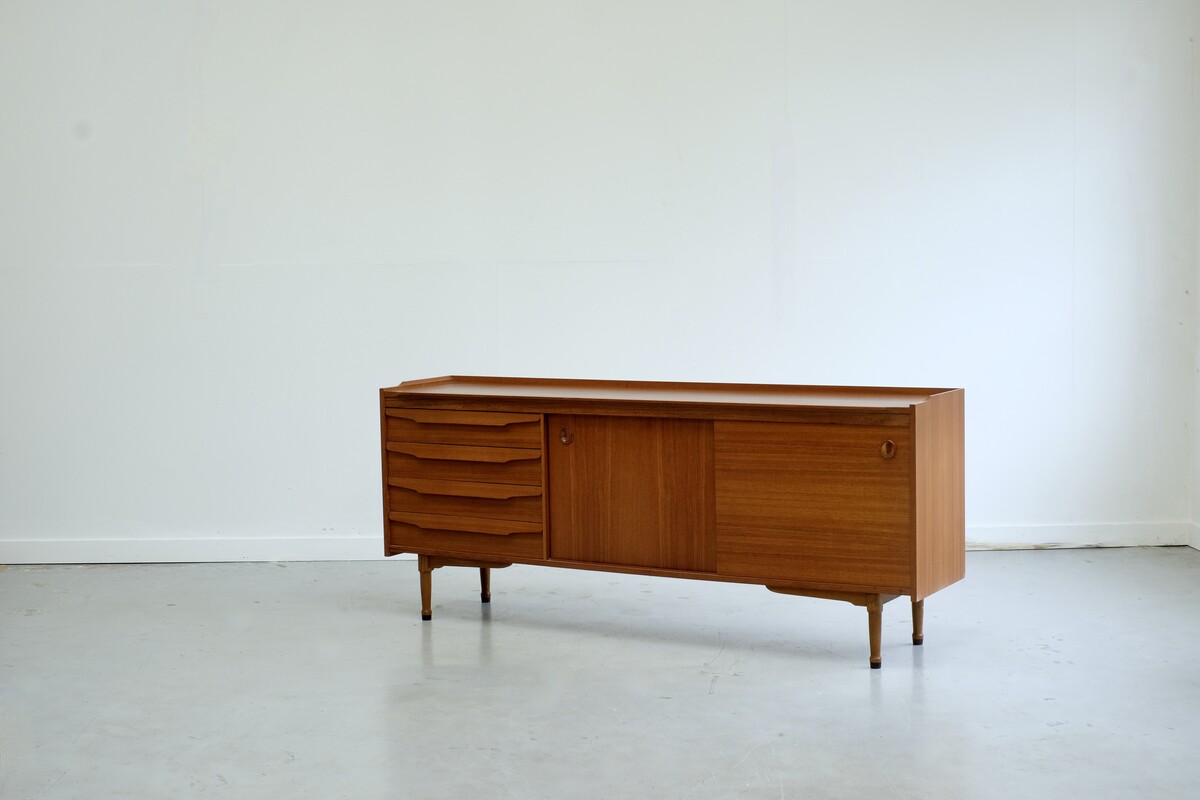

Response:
(2, 547), (1198, 800)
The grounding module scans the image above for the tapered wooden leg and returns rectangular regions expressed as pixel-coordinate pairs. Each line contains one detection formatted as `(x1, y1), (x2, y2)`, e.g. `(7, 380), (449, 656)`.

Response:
(418, 554), (433, 621)
(912, 598), (924, 645)
(765, 587), (897, 668)
(867, 594), (883, 669)
(480, 567), (491, 603)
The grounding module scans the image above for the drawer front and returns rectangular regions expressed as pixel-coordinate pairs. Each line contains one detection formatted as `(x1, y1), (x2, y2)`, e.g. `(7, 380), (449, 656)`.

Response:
(386, 443), (542, 485)
(386, 408), (541, 448)
(383, 405), (545, 559)
(388, 512), (543, 561)
(715, 421), (912, 592)
(388, 478), (542, 522)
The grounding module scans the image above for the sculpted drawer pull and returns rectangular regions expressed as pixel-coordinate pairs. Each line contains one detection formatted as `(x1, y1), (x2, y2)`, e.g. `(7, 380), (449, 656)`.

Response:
(389, 511), (542, 536)
(386, 442), (541, 463)
(880, 440), (896, 459)
(389, 477), (542, 500)
(385, 409), (540, 427)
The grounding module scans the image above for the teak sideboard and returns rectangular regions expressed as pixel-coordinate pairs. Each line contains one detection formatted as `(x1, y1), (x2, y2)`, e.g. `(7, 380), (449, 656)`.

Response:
(380, 376), (964, 668)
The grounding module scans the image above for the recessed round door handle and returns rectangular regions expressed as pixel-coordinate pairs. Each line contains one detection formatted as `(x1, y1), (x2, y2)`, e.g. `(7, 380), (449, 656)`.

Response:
(559, 427), (574, 445)
(880, 440), (896, 459)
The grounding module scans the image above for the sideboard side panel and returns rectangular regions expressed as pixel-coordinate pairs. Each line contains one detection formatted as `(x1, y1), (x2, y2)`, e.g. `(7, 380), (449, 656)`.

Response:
(381, 389), (393, 555)
(913, 390), (966, 600)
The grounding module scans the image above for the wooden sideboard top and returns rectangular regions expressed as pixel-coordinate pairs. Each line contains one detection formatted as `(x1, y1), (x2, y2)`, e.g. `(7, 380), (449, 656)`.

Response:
(382, 376), (961, 423)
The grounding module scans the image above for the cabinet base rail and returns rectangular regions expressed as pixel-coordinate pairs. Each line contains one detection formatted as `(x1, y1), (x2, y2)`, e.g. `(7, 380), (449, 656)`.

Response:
(414, 555), (927, 669)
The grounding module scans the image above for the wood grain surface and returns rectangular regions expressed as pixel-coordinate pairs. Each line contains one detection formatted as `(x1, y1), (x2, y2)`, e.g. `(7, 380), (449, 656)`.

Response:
(390, 519), (543, 561)
(715, 421), (912, 590)
(385, 408), (541, 448)
(381, 376), (957, 425)
(385, 446), (541, 485)
(388, 478), (542, 522)
(547, 415), (715, 572)
(913, 389), (965, 599)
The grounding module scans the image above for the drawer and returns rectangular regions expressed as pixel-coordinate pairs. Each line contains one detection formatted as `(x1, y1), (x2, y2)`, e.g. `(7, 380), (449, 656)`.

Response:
(385, 408), (541, 448)
(387, 511), (543, 561)
(388, 477), (542, 522)
(386, 442), (542, 485)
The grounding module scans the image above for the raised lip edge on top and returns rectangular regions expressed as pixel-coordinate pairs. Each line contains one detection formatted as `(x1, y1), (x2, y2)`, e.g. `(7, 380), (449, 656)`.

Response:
(382, 375), (960, 407)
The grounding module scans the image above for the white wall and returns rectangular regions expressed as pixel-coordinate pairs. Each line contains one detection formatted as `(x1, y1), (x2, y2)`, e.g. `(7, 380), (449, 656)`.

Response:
(1193, 0), (1200, 553)
(1, 1), (1197, 562)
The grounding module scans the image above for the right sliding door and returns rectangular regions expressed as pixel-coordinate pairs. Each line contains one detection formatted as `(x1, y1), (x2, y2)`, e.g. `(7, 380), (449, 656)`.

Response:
(714, 421), (912, 593)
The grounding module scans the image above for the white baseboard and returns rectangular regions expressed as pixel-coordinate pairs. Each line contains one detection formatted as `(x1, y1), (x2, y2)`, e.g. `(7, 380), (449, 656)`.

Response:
(0, 536), (400, 564)
(967, 522), (1191, 551)
(2, 523), (1191, 564)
